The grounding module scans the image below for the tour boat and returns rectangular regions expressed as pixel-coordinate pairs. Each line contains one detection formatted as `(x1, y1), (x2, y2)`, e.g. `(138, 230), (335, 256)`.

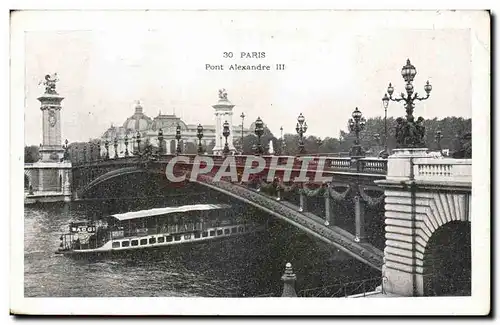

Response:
(56, 203), (262, 256)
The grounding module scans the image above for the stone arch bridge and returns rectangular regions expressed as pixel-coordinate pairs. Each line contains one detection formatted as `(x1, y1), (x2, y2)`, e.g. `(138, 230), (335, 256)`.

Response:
(71, 154), (389, 270)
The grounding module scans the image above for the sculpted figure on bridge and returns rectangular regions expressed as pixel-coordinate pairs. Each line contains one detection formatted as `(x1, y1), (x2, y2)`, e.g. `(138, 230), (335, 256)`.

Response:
(40, 73), (59, 95)
(395, 115), (427, 148)
(218, 88), (228, 101)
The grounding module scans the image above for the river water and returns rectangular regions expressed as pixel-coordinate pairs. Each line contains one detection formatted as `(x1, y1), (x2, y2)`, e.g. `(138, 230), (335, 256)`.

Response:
(24, 198), (378, 297)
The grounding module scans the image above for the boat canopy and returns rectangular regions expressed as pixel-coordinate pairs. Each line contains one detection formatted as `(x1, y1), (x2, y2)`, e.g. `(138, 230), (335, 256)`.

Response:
(109, 204), (232, 222)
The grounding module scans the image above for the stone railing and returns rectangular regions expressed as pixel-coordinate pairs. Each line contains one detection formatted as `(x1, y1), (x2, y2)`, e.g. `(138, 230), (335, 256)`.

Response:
(359, 158), (388, 174)
(413, 158), (472, 184)
(325, 157), (352, 169)
(72, 153), (388, 175)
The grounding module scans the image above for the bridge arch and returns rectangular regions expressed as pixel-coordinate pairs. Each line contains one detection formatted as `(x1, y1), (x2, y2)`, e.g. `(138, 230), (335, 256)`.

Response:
(415, 193), (470, 254)
(416, 188), (471, 297)
(80, 166), (154, 197)
(422, 220), (470, 296)
(383, 190), (471, 296)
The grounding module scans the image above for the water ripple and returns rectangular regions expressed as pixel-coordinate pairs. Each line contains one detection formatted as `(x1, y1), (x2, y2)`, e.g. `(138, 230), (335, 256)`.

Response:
(24, 200), (378, 297)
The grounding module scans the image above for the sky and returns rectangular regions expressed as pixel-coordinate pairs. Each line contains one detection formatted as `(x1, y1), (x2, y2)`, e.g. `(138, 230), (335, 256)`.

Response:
(21, 11), (473, 145)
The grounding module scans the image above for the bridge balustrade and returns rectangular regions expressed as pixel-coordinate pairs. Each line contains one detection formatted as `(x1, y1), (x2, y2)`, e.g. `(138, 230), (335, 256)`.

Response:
(71, 153), (388, 175)
(412, 158), (471, 183)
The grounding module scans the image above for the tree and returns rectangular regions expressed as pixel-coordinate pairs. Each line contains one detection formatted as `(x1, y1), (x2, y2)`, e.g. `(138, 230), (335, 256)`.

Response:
(24, 145), (39, 163)
(319, 137), (341, 155)
(452, 133), (472, 158)
(282, 133), (299, 156)
(241, 123), (277, 154)
(334, 116), (471, 156)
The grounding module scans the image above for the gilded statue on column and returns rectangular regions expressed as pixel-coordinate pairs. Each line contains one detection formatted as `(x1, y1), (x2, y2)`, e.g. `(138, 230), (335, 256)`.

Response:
(40, 73), (59, 95)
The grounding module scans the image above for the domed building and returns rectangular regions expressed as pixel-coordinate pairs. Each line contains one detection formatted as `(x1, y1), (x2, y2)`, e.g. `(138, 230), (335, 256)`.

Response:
(99, 98), (253, 157)
(123, 101), (153, 132)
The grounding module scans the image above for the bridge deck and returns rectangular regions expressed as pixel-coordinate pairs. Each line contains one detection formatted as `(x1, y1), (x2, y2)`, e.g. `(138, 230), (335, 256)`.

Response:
(194, 176), (383, 270)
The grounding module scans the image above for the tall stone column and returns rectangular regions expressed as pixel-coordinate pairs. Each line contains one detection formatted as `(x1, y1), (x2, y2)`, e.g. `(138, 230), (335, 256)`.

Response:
(25, 74), (73, 204)
(376, 148), (431, 296)
(38, 73), (64, 162)
(212, 89), (236, 155)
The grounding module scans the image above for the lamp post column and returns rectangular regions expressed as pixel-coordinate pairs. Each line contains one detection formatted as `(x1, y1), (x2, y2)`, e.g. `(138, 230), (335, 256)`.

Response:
(279, 126), (284, 155)
(381, 93), (390, 158)
(223, 120), (230, 155)
(296, 113), (307, 155)
(384, 59), (432, 148)
(348, 107), (366, 159)
(197, 124), (204, 154)
(240, 112), (245, 154)
(435, 130), (443, 154)
(254, 117), (264, 155)
(158, 128), (164, 155)
(176, 124), (182, 155)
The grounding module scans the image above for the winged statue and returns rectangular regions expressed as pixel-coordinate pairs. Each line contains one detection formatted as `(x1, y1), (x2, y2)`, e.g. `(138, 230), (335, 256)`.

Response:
(218, 89), (228, 101)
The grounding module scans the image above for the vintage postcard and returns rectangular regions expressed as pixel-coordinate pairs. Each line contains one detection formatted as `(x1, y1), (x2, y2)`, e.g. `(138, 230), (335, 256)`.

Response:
(10, 9), (490, 315)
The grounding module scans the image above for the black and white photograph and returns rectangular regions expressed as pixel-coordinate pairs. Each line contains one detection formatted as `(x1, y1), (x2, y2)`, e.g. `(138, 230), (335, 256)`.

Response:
(9, 9), (490, 316)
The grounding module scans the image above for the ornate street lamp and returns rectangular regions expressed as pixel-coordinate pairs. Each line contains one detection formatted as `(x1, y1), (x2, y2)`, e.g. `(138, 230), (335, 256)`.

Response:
(89, 143), (94, 162)
(240, 112), (245, 153)
(197, 124), (204, 154)
(348, 107), (366, 158)
(381, 93), (390, 158)
(254, 116), (264, 155)
(435, 130), (443, 154)
(83, 144), (87, 163)
(385, 59), (432, 148)
(316, 137), (323, 153)
(157, 128), (164, 155)
(63, 139), (69, 161)
(223, 120), (230, 155)
(136, 131), (141, 154)
(124, 134), (129, 157)
(296, 113), (307, 154)
(73, 145), (78, 163)
(175, 124), (182, 155)
(114, 137), (118, 159)
(280, 126), (285, 155)
(104, 139), (110, 160)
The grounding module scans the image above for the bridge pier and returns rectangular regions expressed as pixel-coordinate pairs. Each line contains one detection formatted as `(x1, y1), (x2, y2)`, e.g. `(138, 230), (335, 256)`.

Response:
(376, 148), (472, 296)
(25, 79), (73, 204)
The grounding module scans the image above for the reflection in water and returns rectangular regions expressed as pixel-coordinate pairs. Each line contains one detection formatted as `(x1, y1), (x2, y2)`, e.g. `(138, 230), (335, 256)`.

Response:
(24, 198), (378, 297)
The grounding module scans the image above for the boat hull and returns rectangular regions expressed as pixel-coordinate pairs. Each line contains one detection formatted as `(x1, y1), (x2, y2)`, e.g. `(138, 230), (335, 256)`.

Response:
(56, 225), (263, 259)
